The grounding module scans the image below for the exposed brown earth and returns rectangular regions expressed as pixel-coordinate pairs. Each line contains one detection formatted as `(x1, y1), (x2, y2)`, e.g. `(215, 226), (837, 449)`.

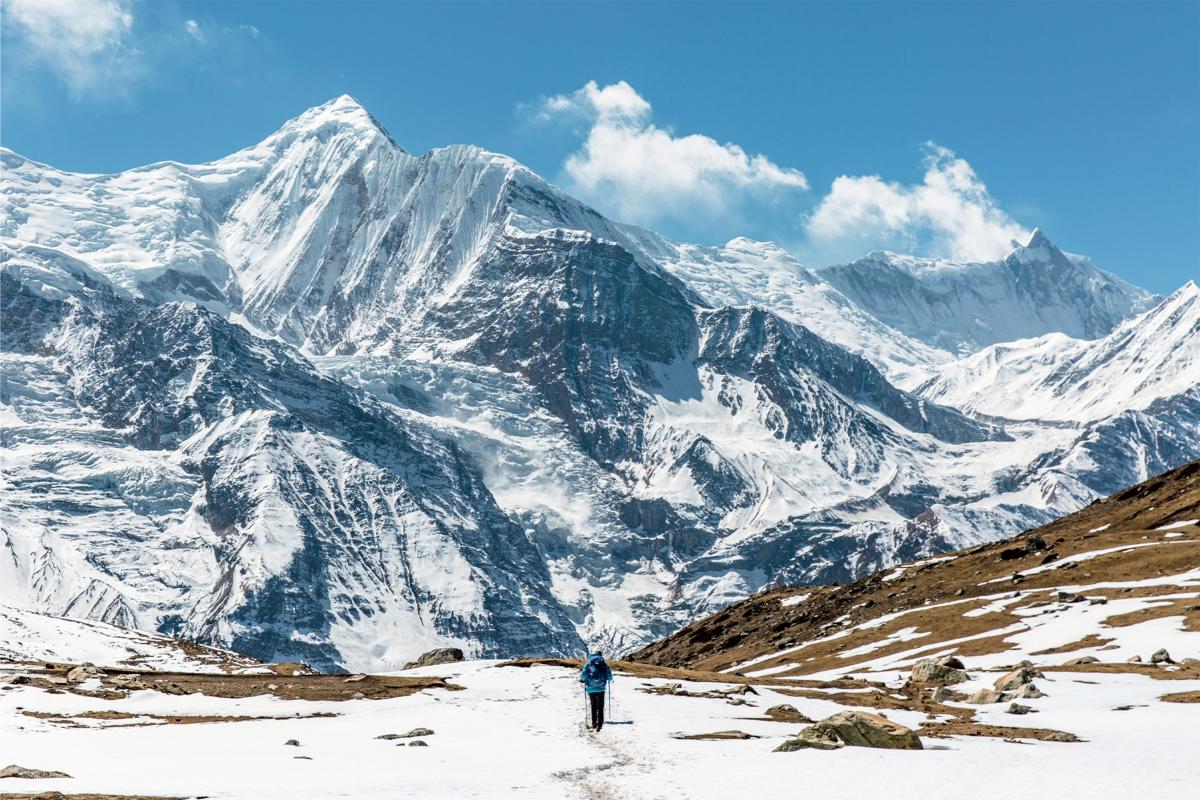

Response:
(1159, 690), (1200, 703)
(21, 709), (337, 728)
(0, 795), (183, 800)
(671, 730), (759, 740)
(631, 461), (1200, 674)
(7, 661), (460, 702)
(918, 720), (1082, 742)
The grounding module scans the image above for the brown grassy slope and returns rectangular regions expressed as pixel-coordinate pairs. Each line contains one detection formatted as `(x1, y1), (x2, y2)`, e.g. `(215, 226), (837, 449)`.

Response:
(630, 460), (1200, 672)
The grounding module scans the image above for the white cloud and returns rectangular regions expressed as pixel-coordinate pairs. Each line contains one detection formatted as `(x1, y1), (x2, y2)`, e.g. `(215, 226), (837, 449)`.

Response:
(2, 0), (137, 96)
(184, 19), (205, 43)
(537, 80), (808, 228)
(802, 143), (1030, 263)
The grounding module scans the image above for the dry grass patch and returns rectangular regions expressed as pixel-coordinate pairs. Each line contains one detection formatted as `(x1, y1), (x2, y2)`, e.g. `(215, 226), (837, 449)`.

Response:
(1159, 691), (1200, 703)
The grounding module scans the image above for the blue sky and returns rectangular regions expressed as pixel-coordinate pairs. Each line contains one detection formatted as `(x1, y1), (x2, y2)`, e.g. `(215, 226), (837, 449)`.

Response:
(2, 0), (1196, 293)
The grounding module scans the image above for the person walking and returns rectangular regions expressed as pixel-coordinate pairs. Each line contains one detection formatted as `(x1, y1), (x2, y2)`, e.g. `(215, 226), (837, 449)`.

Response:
(579, 649), (613, 731)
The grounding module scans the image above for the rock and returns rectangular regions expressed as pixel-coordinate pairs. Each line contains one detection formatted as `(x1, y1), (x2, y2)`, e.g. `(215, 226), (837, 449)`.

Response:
(1008, 683), (1046, 700)
(718, 684), (758, 696)
(0, 764), (73, 779)
(351, 691), (366, 699)
(931, 686), (954, 702)
(294, 756), (313, 760)
(407, 740), (429, 747)
(344, 673), (368, 683)
(403, 648), (465, 670)
(673, 730), (758, 741)
(284, 739), (300, 746)
(966, 689), (1005, 704)
(1150, 648), (1174, 665)
(1087, 597), (1108, 605)
(1180, 658), (1200, 666)
(1127, 655), (1143, 663)
(772, 729), (840, 753)
(1025, 534), (1048, 551)
(910, 658), (969, 685)
(994, 667), (1044, 692)
(377, 728), (434, 739)
(1044, 731), (1082, 743)
(765, 704), (813, 723)
(1006, 703), (1035, 715)
(801, 711), (922, 750)
(1056, 591), (1084, 603)
(1064, 656), (1099, 666)
(937, 655), (965, 669)
(65, 663), (101, 683)
(400, 727), (434, 738)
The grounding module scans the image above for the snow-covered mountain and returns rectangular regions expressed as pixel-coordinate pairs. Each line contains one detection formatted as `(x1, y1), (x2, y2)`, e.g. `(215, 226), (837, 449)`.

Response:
(819, 229), (1159, 356)
(915, 281), (1199, 422)
(2, 96), (1197, 670)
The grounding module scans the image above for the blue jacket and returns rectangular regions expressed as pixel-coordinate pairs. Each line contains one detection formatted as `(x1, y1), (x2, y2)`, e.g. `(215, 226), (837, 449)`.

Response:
(580, 654), (612, 693)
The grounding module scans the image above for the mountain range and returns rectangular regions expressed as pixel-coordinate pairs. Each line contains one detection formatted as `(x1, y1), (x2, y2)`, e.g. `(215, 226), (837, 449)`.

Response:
(2, 95), (1197, 671)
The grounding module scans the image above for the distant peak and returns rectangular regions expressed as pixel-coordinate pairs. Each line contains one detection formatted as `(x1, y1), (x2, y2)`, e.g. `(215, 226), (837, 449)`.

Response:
(1024, 227), (1052, 250)
(278, 95), (402, 151)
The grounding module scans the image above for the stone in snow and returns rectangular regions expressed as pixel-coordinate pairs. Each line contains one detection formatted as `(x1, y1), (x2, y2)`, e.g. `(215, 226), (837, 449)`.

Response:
(403, 648), (466, 670)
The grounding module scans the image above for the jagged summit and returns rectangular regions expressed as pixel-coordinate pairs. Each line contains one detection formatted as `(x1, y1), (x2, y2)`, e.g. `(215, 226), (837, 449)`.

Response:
(276, 94), (404, 150)
(1023, 226), (1052, 250)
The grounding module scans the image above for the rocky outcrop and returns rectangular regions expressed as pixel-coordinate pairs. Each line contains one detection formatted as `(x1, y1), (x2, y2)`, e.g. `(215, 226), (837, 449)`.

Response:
(403, 648), (465, 670)
(910, 655), (969, 684)
(775, 711), (922, 752)
(0, 764), (72, 779)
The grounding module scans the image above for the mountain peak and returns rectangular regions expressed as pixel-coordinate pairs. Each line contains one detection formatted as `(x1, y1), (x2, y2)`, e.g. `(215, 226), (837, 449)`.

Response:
(1025, 227), (1050, 248)
(278, 94), (402, 151)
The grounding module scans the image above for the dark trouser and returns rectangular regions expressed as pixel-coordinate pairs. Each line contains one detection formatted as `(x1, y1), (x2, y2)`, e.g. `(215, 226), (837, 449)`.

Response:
(588, 691), (606, 730)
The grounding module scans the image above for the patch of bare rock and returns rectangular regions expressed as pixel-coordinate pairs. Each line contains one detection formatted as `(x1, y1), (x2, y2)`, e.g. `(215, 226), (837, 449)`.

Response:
(774, 711), (922, 752)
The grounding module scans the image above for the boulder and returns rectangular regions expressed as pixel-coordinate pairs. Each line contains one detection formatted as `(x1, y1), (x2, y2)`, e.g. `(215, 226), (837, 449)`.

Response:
(994, 667), (1044, 692)
(65, 663), (100, 683)
(403, 648), (465, 670)
(966, 689), (1006, 704)
(1063, 656), (1099, 666)
(1150, 648), (1174, 665)
(1127, 655), (1143, 663)
(1008, 683), (1046, 700)
(284, 739), (300, 747)
(1006, 703), (1035, 715)
(805, 711), (922, 750)
(910, 658), (969, 685)
(0, 764), (72, 779)
(774, 731), (841, 752)
(765, 704), (813, 723)
(407, 740), (429, 747)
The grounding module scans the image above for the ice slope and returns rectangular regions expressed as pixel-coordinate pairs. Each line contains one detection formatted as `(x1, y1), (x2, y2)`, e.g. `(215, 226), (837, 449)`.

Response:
(1, 252), (581, 670)
(820, 228), (1159, 355)
(646, 237), (952, 386)
(0, 605), (263, 672)
(915, 281), (1200, 422)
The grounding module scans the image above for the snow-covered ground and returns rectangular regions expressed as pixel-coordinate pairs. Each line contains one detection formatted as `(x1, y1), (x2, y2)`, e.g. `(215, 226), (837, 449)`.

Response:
(1, 657), (1196, 799)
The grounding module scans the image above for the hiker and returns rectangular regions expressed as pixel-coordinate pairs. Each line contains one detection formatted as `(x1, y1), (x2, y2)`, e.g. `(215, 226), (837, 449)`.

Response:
(579, 649), (613, 730)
